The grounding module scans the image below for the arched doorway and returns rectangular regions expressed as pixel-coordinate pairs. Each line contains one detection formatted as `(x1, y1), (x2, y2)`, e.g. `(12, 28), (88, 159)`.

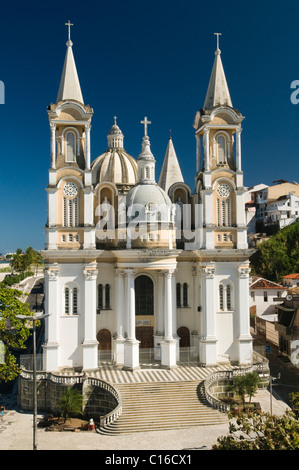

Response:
(135, 275), (154, 351)
(97, 328), (112, 363)
(177, 327), (190, 347)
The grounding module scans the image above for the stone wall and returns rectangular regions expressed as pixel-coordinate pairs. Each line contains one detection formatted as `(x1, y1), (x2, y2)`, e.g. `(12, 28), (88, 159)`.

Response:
(18, 373), (118, 420)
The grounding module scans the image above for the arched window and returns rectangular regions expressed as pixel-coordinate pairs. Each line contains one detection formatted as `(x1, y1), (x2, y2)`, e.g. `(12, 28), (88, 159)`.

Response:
(105, 284), (111, 309)
(97, 283), (111, 311)
(176, 283), (188, 308)
(219, 284), (224, 310)
(64, 286), (79, 315)
(98, 284), (103, 309)
(219, 282), (233, 311)
(183, 283), (188, 307)
(63, 196), (79, 228)
(176, 283), (181, 307)
(216, 183), (232, 227)
(65, 287), (70, 314)
(73, 288), (78, 314)
(135, 275), (154, 315)
(217, 134), (227, 164)
(65, 131), (76, 162)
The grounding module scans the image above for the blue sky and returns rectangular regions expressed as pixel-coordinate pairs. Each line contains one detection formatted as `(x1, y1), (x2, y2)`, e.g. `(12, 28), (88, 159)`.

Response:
(0, 0), (299, 253)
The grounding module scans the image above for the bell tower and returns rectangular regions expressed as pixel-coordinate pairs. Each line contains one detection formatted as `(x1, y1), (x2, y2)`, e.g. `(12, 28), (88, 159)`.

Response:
(46, 21), (94, 250)
(193, 34), (247, 250)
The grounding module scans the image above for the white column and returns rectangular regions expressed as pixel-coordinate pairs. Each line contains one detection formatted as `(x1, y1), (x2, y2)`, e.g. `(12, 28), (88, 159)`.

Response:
(82, 264), (98, 370)
(154, 270), (164, 360)
(171, 271), (180, 361)
(85, 124), (91, 170)
(196, 133), (201, 173)
(123, 269), (139, 370)
(50, 123), (56, 170)
(199, 264), (217, 366)
(237, 264), (253, 365)
(114, 269), (125, 365)
(160, 269), (177, 368)
(43, 265), (59, 371)
(204, 128), (210, 172)
(236, 128), (242, 171)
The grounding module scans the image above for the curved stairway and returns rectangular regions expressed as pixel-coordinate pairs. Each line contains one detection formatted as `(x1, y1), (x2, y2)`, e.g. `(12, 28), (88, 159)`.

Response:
(97, 380), (228, 435)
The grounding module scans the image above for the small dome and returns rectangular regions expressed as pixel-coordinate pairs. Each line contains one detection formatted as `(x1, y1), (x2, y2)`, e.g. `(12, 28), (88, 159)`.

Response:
(126, 183), (174, 223)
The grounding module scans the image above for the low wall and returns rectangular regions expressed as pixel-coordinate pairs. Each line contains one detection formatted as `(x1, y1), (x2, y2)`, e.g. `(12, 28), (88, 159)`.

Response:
(18, 371), (118, 420)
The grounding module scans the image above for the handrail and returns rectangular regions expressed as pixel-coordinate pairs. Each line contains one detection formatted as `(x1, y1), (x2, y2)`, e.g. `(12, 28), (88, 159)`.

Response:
(84, 376), (122, 428)
(20, 369), (122, 427)
(203, 355), (270, 413)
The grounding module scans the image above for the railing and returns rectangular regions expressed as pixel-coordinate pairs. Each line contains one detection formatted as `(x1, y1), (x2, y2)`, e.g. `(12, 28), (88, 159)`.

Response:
(20, 368), (122, 428)
(98, 347), (200, 365)
(85, 377), (122, 428)
(203, 352), (270, 414)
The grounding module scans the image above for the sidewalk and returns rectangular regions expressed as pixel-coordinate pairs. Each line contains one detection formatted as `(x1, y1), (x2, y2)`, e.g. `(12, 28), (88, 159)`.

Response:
(0, 389), (290, 451)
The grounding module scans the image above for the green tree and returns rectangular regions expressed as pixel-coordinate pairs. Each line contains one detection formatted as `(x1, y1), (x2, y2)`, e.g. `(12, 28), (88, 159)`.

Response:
(245, 372), (260, 404)
(290, 392), (299, 420)
(56, 387), (83, 423)
(250, 222), (299, 282)
(213, 408), (299, 450)
(229, 372), (260, 409)
(0, 286), (34, 382)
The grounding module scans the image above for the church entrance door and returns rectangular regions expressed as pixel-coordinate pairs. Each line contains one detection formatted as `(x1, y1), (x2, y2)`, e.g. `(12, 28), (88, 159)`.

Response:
(177, 327), (190, 347)
(97, 328), (112, 363)
(136, 326), (154, 349)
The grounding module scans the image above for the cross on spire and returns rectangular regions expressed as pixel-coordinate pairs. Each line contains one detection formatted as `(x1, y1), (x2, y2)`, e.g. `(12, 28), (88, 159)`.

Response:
(65, 20), (74, 41)
(214, 32), (222, 51)
(141, 116), (151, 136)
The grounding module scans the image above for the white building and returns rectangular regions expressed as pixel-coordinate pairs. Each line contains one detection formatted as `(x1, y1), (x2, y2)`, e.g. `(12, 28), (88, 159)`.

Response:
(266, 192), (299, 228)
(249, 277), (286, 321)
(41, 30), (253, 372)
(282, 273), (299, 288)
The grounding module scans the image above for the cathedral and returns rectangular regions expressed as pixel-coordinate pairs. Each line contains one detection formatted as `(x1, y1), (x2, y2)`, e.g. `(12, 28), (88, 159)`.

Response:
(42, 28), (252, 373)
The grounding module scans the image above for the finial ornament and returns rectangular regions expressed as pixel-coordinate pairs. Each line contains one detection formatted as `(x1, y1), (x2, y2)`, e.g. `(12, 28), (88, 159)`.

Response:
(114, 116), (117, 125)
(65, 20), (74, 45)
(214, 32), (222, 52)
(141, 116), (151, 137)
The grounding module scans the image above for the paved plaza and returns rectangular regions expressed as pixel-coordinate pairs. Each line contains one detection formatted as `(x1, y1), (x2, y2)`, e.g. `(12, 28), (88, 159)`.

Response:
(0, 388), (290, 451)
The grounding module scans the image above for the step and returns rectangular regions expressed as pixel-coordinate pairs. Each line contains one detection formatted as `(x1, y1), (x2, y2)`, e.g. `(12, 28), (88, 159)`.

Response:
(97, 378), (227, 435)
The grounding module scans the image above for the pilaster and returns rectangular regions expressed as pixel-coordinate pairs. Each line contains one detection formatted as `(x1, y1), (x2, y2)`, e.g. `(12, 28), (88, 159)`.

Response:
(82, 263), (98, 370)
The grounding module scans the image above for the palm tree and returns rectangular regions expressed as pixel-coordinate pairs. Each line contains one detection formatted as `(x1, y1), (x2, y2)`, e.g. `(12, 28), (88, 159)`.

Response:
(244, 372), (260, 404)
(230, 372), (261, 409)
(56, 387), (83, 423)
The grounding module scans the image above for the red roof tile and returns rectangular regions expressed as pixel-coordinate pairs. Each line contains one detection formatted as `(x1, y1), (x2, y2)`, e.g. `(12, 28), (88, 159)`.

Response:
(250, 278), (286, 290)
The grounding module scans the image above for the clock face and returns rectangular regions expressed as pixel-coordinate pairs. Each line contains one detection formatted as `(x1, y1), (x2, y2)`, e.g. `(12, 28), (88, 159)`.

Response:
(217, 183), (231, 198)
(63, 182), (78, 197)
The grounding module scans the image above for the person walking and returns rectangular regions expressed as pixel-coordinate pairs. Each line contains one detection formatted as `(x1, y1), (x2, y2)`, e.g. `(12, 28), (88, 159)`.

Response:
(0, 405), (5, 422)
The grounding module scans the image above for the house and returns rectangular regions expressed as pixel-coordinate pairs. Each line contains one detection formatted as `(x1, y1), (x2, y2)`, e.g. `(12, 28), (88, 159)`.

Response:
(275, 287), (299, 365)
(249, 277), (287, 321)
(282, 273), (299, 288)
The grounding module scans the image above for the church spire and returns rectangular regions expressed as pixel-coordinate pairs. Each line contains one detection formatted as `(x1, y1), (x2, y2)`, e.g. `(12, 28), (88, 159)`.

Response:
(158, 135), (184, 193)
(137, 117), (156, 184)
(56, 21), (84, 104)
(203, 33), (232, 109)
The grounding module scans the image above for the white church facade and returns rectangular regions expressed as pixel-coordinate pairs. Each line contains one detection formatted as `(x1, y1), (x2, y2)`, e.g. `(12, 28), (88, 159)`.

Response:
(42, 29), (253, 372)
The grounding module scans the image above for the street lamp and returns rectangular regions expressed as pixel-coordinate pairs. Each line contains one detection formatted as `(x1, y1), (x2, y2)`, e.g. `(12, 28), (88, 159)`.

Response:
(16, 313), (49, 451)
(269, 373), (281, 415)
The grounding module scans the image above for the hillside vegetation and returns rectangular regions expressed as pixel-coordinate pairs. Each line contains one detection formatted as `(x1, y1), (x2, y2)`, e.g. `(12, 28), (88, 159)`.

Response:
(250, 223), (299, 283)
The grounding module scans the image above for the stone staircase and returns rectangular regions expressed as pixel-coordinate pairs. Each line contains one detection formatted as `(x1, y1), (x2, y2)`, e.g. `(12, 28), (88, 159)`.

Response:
(97, 380), (228, 435)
